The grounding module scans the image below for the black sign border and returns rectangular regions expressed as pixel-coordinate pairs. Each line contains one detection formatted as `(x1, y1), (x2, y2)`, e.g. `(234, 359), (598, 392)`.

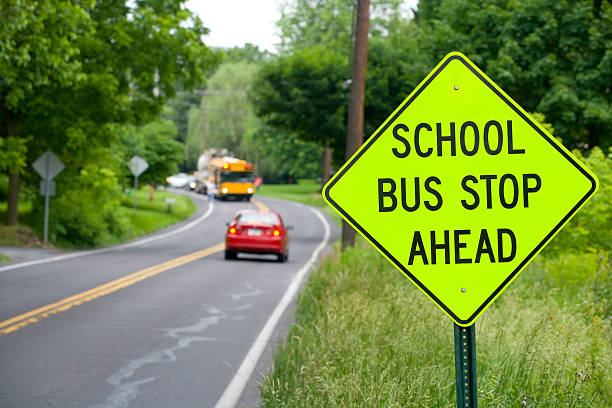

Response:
(323, 54), (598, 325)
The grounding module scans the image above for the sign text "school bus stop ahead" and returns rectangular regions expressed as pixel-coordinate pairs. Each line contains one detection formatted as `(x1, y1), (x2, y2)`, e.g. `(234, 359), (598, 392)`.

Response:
(323, 52), (598, 326)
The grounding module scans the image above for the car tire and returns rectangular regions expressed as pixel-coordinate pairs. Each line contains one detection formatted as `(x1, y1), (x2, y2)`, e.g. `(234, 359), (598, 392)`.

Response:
(225, 250), (236, 260)
(276, 251), (288, 263)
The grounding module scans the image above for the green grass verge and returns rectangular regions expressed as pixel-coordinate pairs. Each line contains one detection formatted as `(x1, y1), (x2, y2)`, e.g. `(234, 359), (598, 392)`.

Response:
(119, 189), (197, 239)
(0, 188), (196, 249)
(257, 180), (324, 207)
(260, 238), (611, 407)
(256, 180), (341, 224)
(0, 252), (9, 263)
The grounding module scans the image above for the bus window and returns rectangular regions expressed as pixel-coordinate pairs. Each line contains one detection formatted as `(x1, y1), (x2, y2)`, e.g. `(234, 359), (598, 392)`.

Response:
(221, 171), (253, 183)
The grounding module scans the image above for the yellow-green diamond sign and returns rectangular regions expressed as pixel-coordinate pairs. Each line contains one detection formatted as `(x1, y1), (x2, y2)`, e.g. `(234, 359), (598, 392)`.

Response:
(323, 52), (598, 326)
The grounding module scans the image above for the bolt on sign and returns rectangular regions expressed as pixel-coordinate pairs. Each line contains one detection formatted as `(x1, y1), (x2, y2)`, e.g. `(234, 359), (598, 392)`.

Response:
(323, 52), (598, 327)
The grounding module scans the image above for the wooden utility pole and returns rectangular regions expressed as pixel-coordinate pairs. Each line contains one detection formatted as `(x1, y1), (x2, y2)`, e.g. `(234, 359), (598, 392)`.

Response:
(341, 0), (370, 250)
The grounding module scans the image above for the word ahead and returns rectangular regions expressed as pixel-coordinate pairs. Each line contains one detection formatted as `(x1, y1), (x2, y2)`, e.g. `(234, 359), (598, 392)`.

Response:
(323, 52), (597, 326)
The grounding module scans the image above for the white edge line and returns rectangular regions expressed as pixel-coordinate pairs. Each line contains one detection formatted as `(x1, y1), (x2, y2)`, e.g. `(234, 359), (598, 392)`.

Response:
(0, 195), (214, 273)
(214, 206), (331, 408)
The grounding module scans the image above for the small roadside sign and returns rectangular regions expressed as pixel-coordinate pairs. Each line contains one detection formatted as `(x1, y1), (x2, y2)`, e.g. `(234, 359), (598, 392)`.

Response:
(323, 52), (598, 327)
(33, 150), (64, 181)
(40, 180), (56, 196)
(127, 156), (149, 177)
(127, 156), (149, 213)
(32, 150), (65, 242)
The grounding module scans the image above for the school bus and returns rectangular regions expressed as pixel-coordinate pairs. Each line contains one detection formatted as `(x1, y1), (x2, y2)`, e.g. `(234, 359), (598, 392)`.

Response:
(209, 156), (255, 201)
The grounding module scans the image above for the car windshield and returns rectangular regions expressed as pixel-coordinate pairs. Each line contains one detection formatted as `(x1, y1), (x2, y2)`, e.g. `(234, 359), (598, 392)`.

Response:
(221, 171), (253, 183)
(236, 213), (279, 225)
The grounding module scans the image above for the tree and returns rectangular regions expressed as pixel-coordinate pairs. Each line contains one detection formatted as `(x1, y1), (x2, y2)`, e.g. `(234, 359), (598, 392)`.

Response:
(1, 0), (217, 247)
(2, 0), (216, 237)
(252, 46), (349, 166)
(117, 119), (184, 186)
(413, 0), (612, 149)
(242, 118), (323, 183)
(184, 105), (204, 170)
(0, 0), (91, 224)
(278, 0), (408, 53)
(204, 61), (261, 155)
(255, 0), (415, 184)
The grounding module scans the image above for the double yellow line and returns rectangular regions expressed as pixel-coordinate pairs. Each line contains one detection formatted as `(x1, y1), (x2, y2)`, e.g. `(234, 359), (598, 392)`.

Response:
(0, 242), (225, 336)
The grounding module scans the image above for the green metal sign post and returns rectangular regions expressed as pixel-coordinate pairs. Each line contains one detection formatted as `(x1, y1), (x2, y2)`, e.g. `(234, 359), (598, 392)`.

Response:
(454, 324), (477, 408)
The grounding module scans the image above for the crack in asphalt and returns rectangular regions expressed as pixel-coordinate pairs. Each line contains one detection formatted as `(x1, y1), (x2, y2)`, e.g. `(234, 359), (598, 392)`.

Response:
(231, 283), (262, 301)
(90, 304), (252, 408)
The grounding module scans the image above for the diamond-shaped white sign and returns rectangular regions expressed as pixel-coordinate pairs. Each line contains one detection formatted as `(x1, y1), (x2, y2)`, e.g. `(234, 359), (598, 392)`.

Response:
(33, 151), (65, 180)
(127, 156), (149, 177)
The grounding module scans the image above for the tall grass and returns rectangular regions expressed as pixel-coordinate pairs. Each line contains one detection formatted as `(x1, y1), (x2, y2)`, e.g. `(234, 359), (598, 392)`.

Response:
(261, 239), (611, 407)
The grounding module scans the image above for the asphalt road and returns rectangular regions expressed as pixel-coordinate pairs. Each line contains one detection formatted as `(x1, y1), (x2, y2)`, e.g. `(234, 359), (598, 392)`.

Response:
(0, 193), (340, 408)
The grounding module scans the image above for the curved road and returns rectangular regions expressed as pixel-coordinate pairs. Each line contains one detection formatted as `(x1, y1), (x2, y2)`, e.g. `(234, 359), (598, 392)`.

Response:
(0, 193), (340, 408)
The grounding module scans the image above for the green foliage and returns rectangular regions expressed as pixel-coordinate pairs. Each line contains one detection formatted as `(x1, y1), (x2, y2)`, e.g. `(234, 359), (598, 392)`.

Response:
(261, 239), (612, 407)
(243, 119), (323, 183)
(219, 44), (270, 64)
(414, 0), (612, 149)
(256, 1), (426, 164)
(2, 0), (217, 244)
(252, 46), (348, 162)
(184, 105), (203, 170)
(278, 0), (356, 52)
(261, 0), (611, 169)
(0, 0), (91, 196)
(116, 119), (184, 185)
(204, 61), (261, 155)
(30, 162), (127, 248)
(546, 147), (612, 254)
(278, 0), (410, 53)
(182, 54), (327, 182)
(28, 158), (196, 248)
(0, 136), (28, 174)
(0, 0), (91, 112)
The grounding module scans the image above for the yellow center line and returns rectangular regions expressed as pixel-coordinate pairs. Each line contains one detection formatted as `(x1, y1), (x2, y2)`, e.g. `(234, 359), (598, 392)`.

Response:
(251, 198), (269, 212)
(0, 242), (225, 336)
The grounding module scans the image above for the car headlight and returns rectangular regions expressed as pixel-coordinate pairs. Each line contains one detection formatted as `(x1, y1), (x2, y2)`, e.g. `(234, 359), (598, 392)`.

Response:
(189, 182), (196, 189)
(247, 187), (253, 194)
(222, 188), (228, 194)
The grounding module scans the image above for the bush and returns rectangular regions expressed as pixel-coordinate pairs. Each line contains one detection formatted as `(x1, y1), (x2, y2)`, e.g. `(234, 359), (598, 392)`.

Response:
(31, 164), (128, 248)
(545, 147), (612, 255)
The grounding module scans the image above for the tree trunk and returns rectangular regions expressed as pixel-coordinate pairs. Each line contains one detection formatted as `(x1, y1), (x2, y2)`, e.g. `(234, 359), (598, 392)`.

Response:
(149, 184), (155, 201)
(5, 110), (20, 226)
(341, 0), (370, 250)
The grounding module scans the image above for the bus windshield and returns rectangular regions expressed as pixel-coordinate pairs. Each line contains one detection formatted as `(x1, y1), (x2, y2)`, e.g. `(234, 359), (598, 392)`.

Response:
(221, 171), (253, 183)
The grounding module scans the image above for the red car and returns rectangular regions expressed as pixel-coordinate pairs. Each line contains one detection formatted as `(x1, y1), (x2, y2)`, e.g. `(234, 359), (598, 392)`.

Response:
(225, 210), (291, 262)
